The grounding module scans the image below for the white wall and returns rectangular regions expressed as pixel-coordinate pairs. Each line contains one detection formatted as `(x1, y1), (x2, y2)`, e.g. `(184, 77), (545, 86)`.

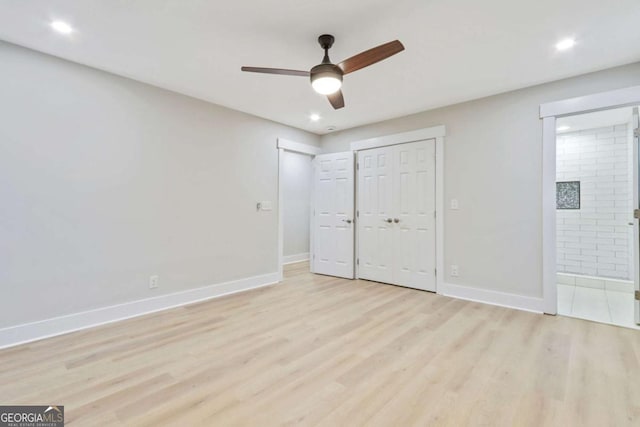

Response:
(0, 41), (319, 329)
(320, 61), (640, 300)
(282, 150), (312, 258)
(556, 125), (633, 280)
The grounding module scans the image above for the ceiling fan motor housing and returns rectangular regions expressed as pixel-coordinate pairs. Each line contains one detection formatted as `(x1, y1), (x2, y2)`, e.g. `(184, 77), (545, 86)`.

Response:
(310, 63), (343, 82)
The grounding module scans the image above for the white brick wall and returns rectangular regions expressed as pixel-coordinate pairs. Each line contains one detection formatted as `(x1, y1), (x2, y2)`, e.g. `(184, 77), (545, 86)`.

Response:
(556, 124), (633, 280)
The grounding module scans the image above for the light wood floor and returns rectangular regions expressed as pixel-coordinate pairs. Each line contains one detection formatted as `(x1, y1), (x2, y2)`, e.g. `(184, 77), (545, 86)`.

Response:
(1, 262), (639, 426)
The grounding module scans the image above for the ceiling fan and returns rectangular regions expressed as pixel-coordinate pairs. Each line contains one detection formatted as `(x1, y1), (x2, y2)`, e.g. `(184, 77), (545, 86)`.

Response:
(241, 35), (405, 110)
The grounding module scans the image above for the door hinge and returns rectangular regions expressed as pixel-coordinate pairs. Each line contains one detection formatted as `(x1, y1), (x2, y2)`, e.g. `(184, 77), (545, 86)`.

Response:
(434, 268), (437, 276)
(635, 290), (640, 301)
(357, 210), (360, 218)
(634, 209), (640, 219)
(357, 162), (360, 170)
(634, 128), (640, 138)
(357, 258), (359, 265)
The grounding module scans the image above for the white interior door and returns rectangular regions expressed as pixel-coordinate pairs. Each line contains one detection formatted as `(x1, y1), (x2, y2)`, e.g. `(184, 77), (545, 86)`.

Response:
(393, 140), (437, 291)
(313, 152), (355, 278)
(633, 107), (640, 324)
(358, 146), (394, 284)
(357, 139), (436, 291)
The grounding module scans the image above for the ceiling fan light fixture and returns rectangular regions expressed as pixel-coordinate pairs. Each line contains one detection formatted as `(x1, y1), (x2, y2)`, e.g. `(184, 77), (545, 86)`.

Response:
(311, 76), (342, 95)
(241, 35), (405, 109)
(310, 63), (343, 95)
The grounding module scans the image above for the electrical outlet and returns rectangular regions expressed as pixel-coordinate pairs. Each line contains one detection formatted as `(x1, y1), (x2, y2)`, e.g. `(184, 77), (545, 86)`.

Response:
(450, 265), (459, 277)
(260, 201), (273, 211)
(450, 199), (459, 210)
(149, 275), (159, 289)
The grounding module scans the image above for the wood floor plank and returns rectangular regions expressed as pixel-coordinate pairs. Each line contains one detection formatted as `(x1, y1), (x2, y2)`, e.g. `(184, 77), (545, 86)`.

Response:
(1, 261), (638, 426)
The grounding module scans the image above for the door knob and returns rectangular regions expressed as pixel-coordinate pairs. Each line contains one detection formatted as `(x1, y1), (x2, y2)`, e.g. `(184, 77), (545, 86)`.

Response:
(384, 218), (393, 223)
(393, 218), (400, 223)
(342, 219), (352, 224)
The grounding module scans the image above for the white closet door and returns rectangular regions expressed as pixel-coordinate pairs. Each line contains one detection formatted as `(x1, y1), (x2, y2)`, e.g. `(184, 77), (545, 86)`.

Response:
(313, 152), (355, 279)
(392, 140), (436, 291)
(357, 146), (394, 284)
(356, 140), (436, 291)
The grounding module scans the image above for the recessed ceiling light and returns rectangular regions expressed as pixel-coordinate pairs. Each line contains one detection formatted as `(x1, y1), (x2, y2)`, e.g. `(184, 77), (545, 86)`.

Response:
(51, 21), (73, 34)
(326, 126), (337, 132)
(557, 125), (571, 131)
(310, 113), (321, 122)
(555, 38), (575, 51)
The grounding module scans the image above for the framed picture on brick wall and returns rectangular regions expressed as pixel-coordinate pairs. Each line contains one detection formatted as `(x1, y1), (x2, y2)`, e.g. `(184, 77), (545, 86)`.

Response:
(556, 181), (580, 210)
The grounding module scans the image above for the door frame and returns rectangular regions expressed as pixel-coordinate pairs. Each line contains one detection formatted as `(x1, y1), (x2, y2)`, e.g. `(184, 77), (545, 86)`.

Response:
(633, 108), (640, 325)
(277, 138), (322, 281)
(539, 84), (640, 314)
(350, 125), (446, 292)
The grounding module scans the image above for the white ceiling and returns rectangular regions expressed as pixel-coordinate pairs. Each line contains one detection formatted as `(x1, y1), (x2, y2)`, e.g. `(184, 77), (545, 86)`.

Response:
(1, 0), (639, 135)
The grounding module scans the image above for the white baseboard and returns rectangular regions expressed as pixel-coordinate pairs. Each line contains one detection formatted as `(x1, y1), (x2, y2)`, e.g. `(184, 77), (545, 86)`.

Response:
(438, 282), (545, 314)
(283, 252), (310, 265)
(0, 272), (279, 350)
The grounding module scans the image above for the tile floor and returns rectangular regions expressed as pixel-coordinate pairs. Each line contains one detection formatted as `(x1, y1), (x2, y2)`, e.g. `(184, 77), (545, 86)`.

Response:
(558, 284), (639, 329)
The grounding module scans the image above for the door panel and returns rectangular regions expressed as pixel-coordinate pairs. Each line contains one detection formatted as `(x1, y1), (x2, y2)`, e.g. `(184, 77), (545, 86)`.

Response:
(313, 152), (355, 279)
(393, 140), (436, 291)
(357, 140), (436, 291)
(357, 146), (394, 283)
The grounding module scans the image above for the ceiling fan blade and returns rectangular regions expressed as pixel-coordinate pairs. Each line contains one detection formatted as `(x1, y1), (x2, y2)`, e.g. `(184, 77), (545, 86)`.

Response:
(241, 66), (309, 77)
(327, 90), (345, 109)
(337, 40), (405, 75)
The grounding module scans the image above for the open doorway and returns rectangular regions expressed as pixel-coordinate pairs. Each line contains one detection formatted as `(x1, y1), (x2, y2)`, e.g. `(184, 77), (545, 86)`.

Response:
(277, 138), (320, 280)
(282, 150), (313, 265)
(555, 106), (640, 328)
